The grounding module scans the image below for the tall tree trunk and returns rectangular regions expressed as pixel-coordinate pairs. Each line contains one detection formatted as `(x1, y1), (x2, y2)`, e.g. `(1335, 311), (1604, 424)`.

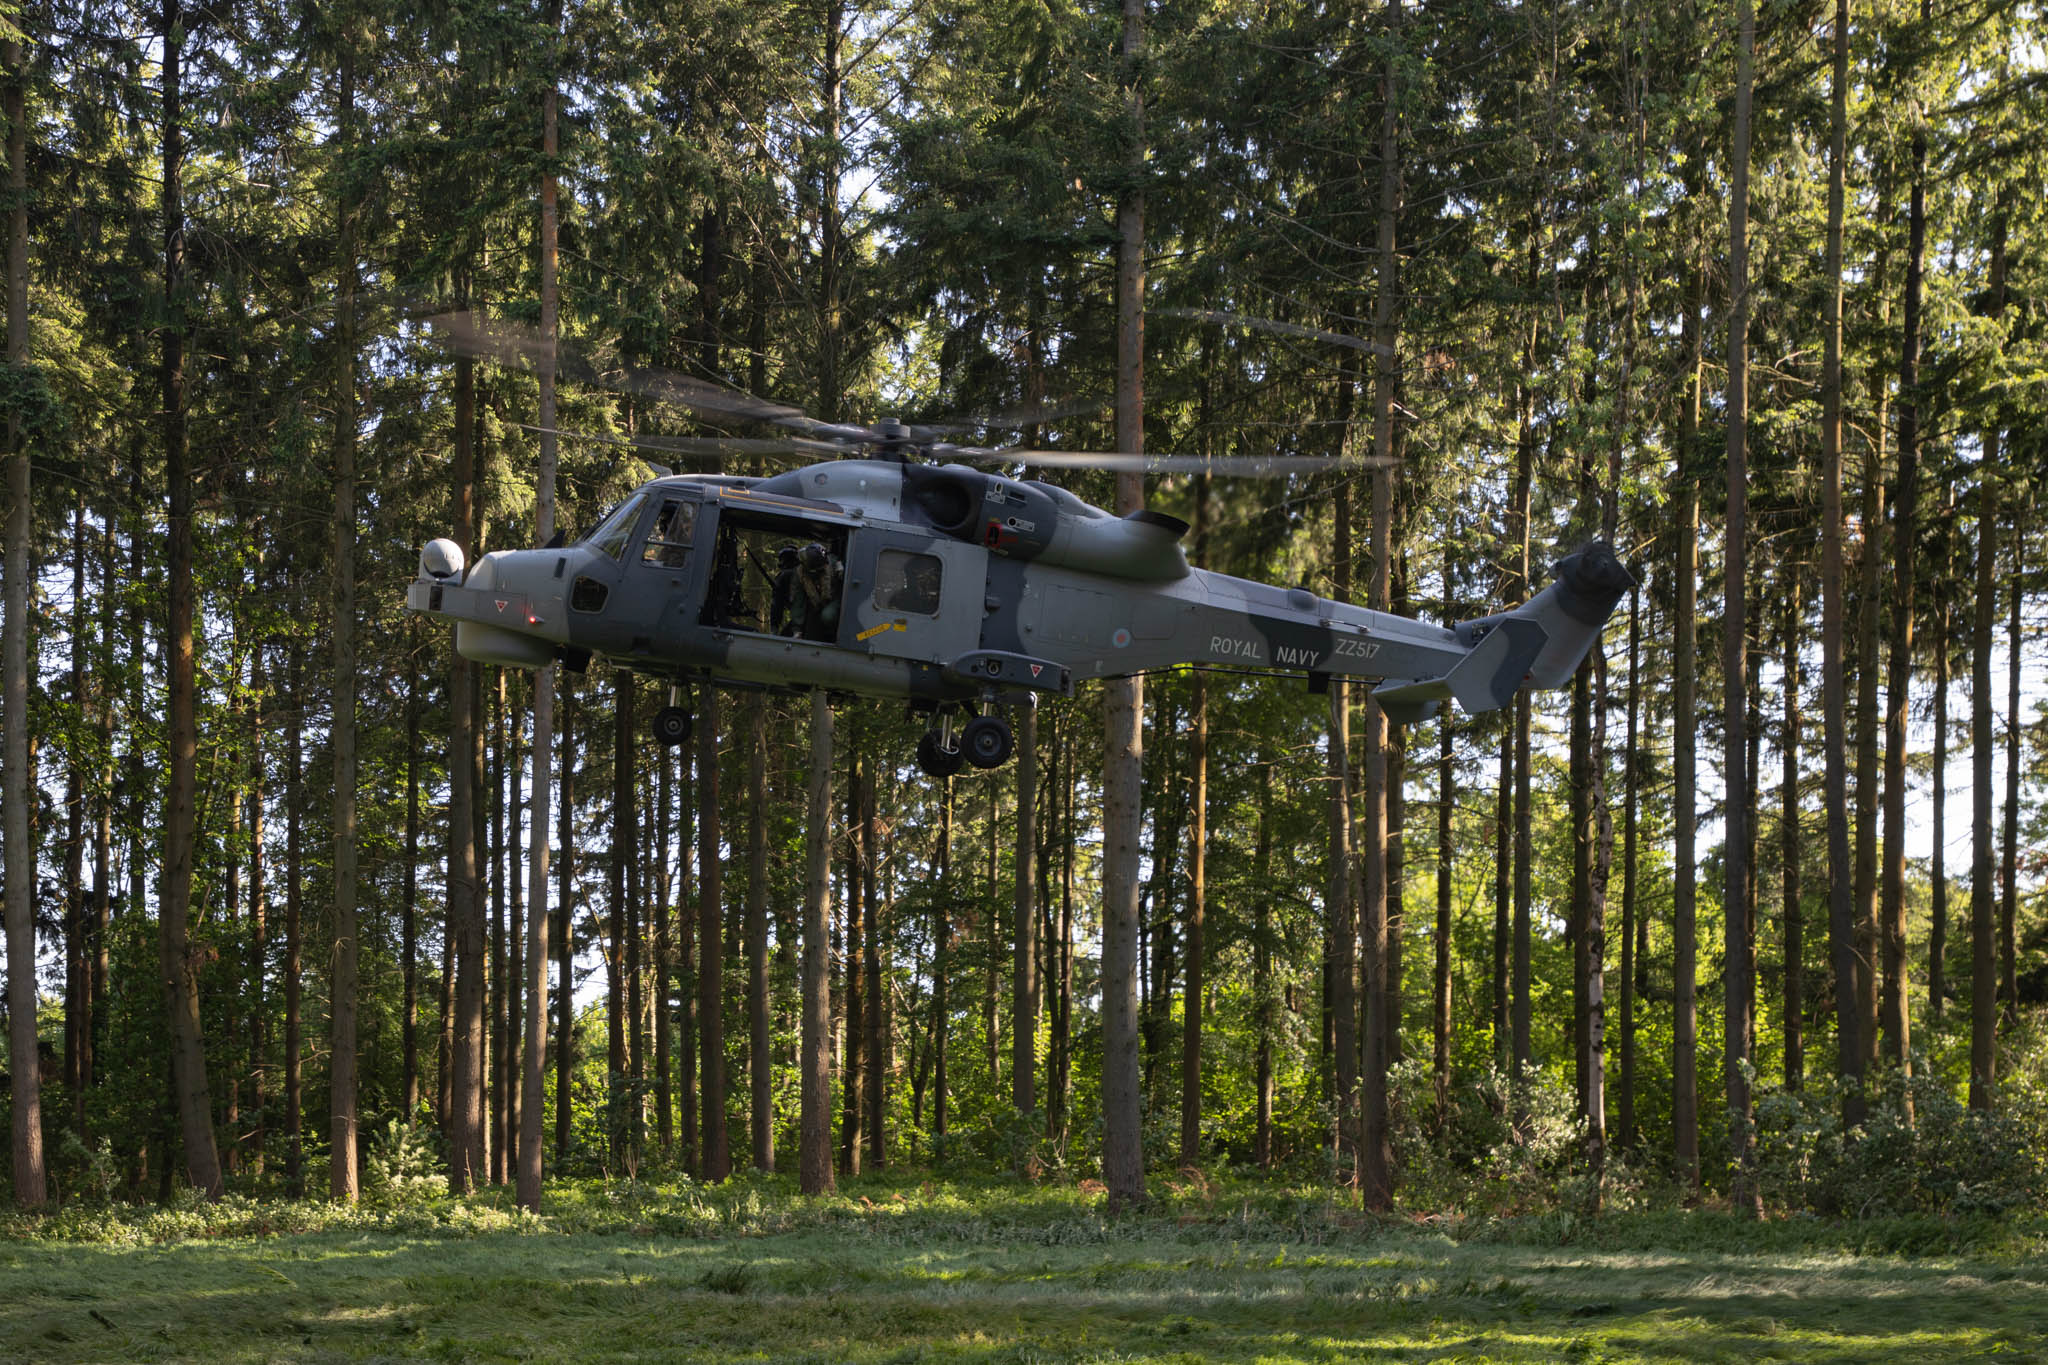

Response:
(1929, 541), (1949, 1024)
(1854, 184), (1895, 1080)
(285, 648), (304, 1194)
(863, 742), (885, 1169)
(1510, 367), (1535, 1084)
(2001, 512), (2022, 1028)
(1179, 673), (1206, 1163)
(1782, 579), (1804, 1088)
(1359, 22), (1400, 1205)
(933, 778), (951, 1140)
(1969, 200), (2007, 1108)
(1492, 719), (1510, 1070)
(556, 678), (576, 1160)
(747, 694), (773, 1169)
(1015, 705), (1040, 1118)
(985, 777), (1001, 1095)
(677, 741), (697, 1171)
(159, 0), (223, 1199)
(3, 16), (46, 1207)
(1328, 480), (1358, 1179)
(1618, 587), (1641, 1144)
(1672, 238), (1703, 1191)
(64, 501), (86, 1132)
(1819, 0), (1861, 1123)
(840, 745), (864, 1174)
(447, 325), (485, 1194)
(1254, 764), (1275, 1167)
(654, 741), (672, 1154)
(697, 688), (728, 1179)
(608, 678), (630, 1161)
(245, 644), (266, 1174)
(403, 647), (422, 1114)
(1879, 24), (1929, 1081)
(1433, 669), (1453, 1127)
(1971, 458), (2000, 1108)
(624, 688), (644, 1167)
(489, 686), (507, 1183)
(518, 0), (562, 1211)
(799, 692), (835, 1194)
(505, 680), (524, 1179)
(1057, 742), (1074, 1132)
(90, 513), (113, 1108)
(1722, 0), (1759, 1214)
(328, 25), (362, 1202)
(1099, 0), (1147, 1215)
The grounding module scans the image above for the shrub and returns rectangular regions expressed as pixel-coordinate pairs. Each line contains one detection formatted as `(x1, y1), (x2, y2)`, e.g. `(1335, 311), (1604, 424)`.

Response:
(1754, 1064), (2048, 1218)
(364, 1117), (449, 1207)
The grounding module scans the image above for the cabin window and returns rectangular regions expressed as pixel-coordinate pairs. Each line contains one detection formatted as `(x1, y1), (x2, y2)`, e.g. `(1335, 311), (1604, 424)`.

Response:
(874, 549), (942, 615)
(583, 492), (647, 561)
(570, 576), (610, 613)
(641, 498), (697, 567)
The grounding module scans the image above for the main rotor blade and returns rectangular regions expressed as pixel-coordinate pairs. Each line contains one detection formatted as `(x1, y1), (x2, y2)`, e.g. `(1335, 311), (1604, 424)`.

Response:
(429, 312), (1120, 448)
(426, 312), (866, 442)
(947, 447), (1390, 476)
(517, 424), (829, 461)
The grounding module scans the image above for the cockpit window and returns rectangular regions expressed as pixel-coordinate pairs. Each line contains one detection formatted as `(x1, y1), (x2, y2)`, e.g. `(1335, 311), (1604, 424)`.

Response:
(641, 498), (696, 567)
(584, 492), (647, 560)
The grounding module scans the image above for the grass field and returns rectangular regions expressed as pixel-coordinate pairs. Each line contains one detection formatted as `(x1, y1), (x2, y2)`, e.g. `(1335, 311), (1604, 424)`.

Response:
(4, 1178), (2045, 1363)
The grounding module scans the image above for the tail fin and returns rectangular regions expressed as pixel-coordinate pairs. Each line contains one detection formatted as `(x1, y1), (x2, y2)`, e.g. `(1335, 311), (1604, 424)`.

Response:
(1371, 541), (1632, 721)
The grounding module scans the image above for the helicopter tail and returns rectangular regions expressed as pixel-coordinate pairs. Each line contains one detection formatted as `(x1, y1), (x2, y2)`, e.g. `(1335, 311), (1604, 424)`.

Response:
(1369, 541), (1633, 724)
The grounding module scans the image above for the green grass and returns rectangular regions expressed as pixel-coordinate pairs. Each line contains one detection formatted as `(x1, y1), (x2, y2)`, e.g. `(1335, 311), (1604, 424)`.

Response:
(4, 1178), (2046, 1362)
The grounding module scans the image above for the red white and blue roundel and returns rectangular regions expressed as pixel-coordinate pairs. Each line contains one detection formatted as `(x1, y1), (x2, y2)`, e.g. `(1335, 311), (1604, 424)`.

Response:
(1112, 628), (1131, 649)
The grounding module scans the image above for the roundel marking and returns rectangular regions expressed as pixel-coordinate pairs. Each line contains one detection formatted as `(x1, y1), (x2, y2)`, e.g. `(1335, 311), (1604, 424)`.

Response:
(1112, 627), (1132, 649)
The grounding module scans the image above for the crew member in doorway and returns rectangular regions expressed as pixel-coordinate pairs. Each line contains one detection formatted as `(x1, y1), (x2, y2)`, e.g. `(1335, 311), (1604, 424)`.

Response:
(793, 542), (842, 642)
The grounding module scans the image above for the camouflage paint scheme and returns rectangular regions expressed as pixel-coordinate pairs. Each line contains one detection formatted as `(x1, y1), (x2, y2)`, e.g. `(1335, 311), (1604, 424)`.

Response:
(406, 460), (1631, 726)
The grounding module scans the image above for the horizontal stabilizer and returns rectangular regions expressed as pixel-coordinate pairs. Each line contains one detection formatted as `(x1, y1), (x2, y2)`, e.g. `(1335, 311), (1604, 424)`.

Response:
(1369, 677), (1449, 726)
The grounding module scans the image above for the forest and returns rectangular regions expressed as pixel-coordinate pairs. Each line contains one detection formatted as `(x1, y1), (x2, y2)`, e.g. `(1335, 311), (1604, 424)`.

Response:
(4, 0), (2048, 1302)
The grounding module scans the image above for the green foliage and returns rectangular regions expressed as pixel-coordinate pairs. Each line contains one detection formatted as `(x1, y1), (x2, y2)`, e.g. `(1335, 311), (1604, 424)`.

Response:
(363, 1118), (449, 1207)
(1755, 1067), (2048, 1220)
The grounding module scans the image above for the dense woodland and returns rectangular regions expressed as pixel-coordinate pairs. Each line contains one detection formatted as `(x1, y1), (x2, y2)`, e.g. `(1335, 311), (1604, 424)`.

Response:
(2, 0), (2047, 1220)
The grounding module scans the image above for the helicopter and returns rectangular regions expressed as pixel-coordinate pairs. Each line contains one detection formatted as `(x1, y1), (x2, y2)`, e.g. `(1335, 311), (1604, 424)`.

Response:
(404, 394), (1634, 778)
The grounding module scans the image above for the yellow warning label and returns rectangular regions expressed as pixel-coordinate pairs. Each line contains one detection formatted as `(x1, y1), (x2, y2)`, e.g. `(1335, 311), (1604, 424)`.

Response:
(856, 620), (909, 642)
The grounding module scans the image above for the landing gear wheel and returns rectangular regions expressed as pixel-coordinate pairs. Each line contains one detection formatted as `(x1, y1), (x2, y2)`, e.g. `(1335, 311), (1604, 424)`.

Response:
(917, 729), (965, 778)
(653, 706), (695, 747)
(962, 715), (1014, 770)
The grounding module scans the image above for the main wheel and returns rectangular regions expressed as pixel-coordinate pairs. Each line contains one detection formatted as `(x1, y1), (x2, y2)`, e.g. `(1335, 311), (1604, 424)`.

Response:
(653, 705), (694, 747)
(962, 715), (1013, 770)
(917, 729), (965, 778)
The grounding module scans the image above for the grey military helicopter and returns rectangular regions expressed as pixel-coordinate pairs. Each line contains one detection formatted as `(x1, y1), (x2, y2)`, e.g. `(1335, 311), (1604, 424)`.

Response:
(405, 324), (1632, 777)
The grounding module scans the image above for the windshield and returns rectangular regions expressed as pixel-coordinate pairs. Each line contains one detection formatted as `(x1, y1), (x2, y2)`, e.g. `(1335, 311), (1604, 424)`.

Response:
(582, 492), (648, 560)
